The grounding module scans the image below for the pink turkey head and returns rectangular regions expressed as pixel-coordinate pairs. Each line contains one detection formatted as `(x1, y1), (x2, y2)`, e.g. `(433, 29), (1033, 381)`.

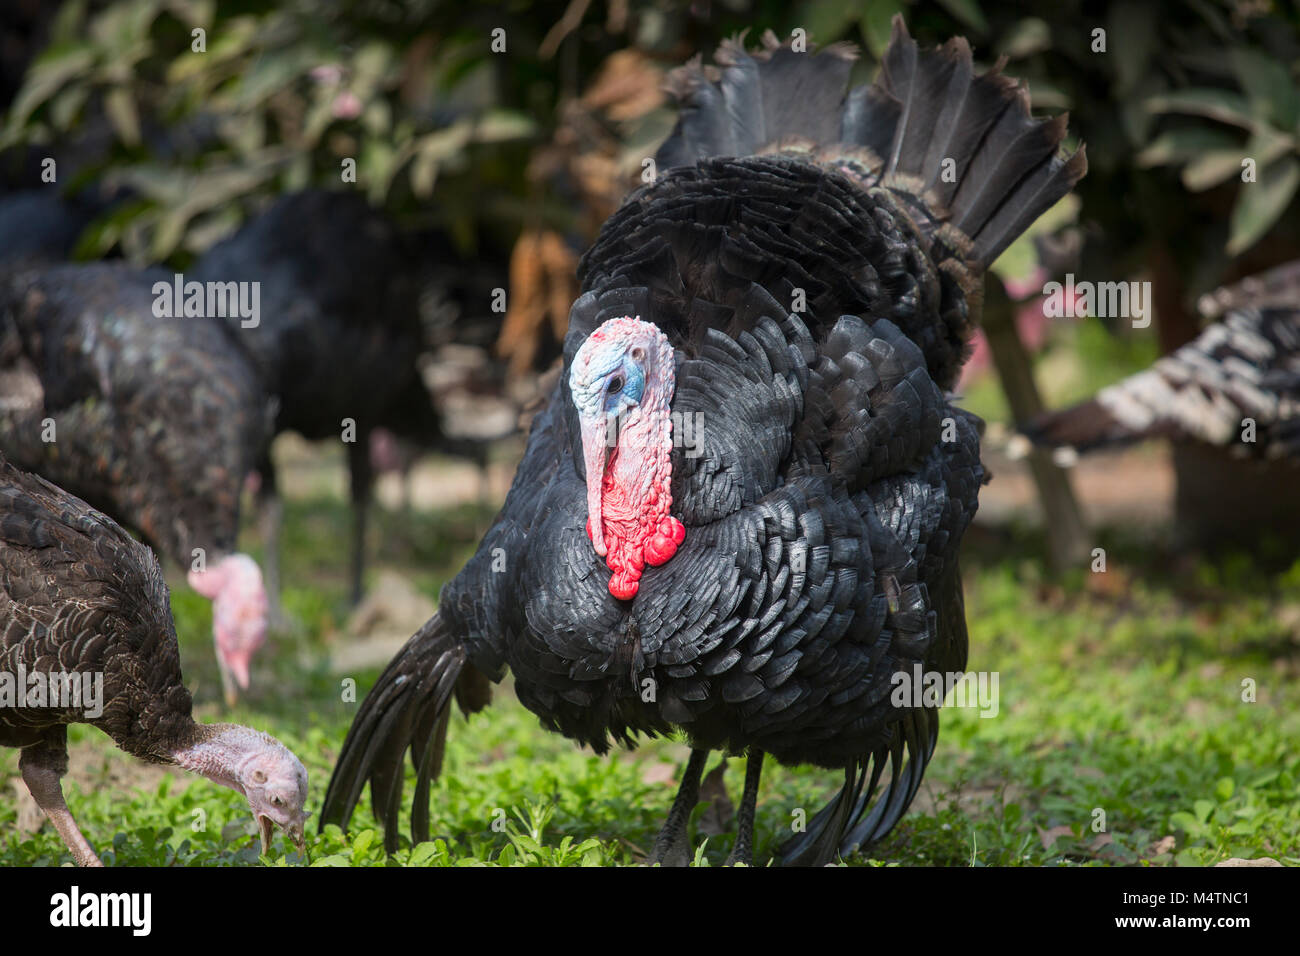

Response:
(569, 316), (684, 600)
(189, 553), (269, 707)
(172, 724), (309, 856)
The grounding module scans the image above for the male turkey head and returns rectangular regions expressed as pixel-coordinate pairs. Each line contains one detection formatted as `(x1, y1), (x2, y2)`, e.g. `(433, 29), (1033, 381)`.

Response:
(188, 554), (268, 707)
(569, 316), (685, 600)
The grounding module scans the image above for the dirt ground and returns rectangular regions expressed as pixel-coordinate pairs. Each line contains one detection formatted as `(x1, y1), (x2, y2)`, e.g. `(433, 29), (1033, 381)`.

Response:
(977, 426), (1173, 528)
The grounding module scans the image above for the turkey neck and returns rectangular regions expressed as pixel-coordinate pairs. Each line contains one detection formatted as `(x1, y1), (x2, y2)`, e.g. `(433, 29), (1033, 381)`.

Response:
(598, 361), (676, 599)
(601, 388), (673, 523)
(167, 723), (267, 793)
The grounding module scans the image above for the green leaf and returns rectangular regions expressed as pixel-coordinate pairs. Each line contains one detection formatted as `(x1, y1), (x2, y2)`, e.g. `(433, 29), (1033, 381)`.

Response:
(88, 0), (160, 60)
(414, 123), (472, 164)
(998, 18), (1050, 59)
(49, 0), (90, 44)
(179, 14), (259, 73)
(472, 109), (536, 142)
(1232, 47), (1299, 131)
(407, 841), (443, 866)
(232, 48), (313, 109)
(858, 0), (904, 59)
(1182, 150), (1251, 191)
(800, 0), (863, 46)
(49, 84), (90, 131)
(1147, 89), (1258, 130)
(1228, 156), (1300, 254)
(1242, 127), (1297, 169)
(1215, 777), (1235, 801)
(1109, 3), (1157, 95)
(351, 828), (376, 860)
(1137, 127), (1242, 167)
(5, 43), (97, 130)
(103, 86), (141, 146)
(410, 146), (440, 198)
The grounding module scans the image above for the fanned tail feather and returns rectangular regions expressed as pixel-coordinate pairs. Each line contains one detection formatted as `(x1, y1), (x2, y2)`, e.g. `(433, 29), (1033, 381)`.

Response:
(657, 15), (1086, 272)
(1021, 399), (1141, 452)
(320, 613), (490, 852)
(781, 705), (939, 866)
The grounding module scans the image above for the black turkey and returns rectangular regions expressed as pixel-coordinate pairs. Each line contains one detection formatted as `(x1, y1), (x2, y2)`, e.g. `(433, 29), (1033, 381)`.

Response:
(0, 262), (272, 706)
(0, 189), (110, 274)
(1023, 260), (1300, 460)
(192, 191), (447, 608)
(322, 18), (1085, 865)
(0, 455), (307, 866)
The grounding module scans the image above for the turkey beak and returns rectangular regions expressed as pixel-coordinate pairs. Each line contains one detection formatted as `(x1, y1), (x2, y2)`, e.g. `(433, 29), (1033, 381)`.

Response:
(287, 817), (306, 855)
(582, 414), (611, 556)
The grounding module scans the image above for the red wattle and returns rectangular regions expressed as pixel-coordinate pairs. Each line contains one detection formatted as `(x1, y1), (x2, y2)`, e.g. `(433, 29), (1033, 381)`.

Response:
(644, 534), (677, 566)
(609, 574), (639, 601)
(663, 516), (685, 545)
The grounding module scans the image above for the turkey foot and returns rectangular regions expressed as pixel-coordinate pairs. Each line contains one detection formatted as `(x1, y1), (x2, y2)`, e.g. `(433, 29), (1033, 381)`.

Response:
(646, 748), (709, 867)
(724, 750), (764, 866)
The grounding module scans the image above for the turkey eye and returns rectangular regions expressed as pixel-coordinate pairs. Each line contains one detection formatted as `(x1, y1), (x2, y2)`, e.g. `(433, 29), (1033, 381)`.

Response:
(608, 375), (624, 395)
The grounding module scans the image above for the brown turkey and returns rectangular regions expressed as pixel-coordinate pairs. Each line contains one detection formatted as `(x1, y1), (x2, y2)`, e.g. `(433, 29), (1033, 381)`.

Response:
(0, 454), (307, 866)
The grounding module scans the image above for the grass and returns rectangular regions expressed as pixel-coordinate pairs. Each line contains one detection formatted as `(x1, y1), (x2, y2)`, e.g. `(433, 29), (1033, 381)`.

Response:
(2, 484), (1298, 867)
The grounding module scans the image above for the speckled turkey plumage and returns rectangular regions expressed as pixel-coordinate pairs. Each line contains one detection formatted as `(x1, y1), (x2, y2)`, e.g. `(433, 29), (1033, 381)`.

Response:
(1024, 260), (1300, 460)
(0, 455), (202, 759)
(323, 18), (1084, 864)
(0, 262), (268, 569)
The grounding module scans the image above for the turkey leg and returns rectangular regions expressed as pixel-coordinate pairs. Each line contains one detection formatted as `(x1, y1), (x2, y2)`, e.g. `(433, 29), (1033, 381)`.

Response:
(646, 748), (708, 867)
(20, 738), (102, 867)
(347, 430), (372, 605)
(725, 749), (764, 866)
(257, 452), (289, 632)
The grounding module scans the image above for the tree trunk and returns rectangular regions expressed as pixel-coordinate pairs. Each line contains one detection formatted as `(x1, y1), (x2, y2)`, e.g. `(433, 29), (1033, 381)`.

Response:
(983, 280), (1091, 571)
